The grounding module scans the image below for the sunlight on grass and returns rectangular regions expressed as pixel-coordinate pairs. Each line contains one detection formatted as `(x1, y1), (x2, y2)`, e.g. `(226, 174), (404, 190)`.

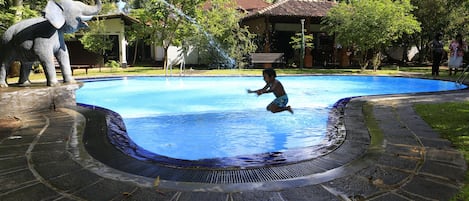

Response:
(415, 102), (469, 201)
(5, 65), (439, 85)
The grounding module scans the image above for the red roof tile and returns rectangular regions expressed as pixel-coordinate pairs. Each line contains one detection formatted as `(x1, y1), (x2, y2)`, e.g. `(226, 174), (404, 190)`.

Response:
(244, 0), (336, 19)
(202, 0), (270, 13)
(235, 0), (270, 12)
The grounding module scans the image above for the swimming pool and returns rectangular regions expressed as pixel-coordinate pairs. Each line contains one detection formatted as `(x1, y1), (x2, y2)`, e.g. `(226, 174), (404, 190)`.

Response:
(76, 76), (465, 166)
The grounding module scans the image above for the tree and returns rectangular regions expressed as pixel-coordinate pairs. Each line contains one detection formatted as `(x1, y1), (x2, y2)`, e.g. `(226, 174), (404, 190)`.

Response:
(322, 0), (421, 71)
(189, 0), (257, 68)
(133, 0), (203, 76)
(79, 19), (114, 66)
(0, 0), (40, 34)
(409, 0), (449, 63)
(78, 1), (123, 65)
(447, 0), (469, 38)
(289, 31), (314, 68)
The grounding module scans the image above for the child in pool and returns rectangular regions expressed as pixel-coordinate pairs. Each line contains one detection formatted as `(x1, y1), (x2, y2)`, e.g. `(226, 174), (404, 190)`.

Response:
(247, 68), (293, 114)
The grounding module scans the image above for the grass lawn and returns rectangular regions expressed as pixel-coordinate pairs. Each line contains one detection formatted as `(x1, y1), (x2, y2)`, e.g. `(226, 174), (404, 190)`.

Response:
(415, 102), (469, 201)
(5, 65), (446, 84)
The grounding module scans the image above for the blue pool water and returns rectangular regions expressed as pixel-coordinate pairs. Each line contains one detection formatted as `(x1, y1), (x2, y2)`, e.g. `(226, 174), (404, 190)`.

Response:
(76, 76), (465, 161)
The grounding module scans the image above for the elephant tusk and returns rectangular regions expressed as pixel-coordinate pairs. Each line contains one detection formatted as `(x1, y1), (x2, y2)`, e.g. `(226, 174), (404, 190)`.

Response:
(80, 15), (94, 22)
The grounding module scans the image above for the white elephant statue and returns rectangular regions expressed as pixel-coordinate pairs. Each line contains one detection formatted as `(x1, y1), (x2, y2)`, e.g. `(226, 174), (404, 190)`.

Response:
(0, 0), (102, 87)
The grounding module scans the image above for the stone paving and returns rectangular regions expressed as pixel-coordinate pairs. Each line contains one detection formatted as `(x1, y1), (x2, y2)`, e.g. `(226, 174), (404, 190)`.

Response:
(0, 89), (468, 201)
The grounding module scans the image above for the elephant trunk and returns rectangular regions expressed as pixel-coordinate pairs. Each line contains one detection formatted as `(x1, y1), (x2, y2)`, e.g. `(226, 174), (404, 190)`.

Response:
(81, 0), (102, 16)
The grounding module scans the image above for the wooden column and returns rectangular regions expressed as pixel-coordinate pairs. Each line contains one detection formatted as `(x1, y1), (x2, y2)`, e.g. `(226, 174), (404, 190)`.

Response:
(263, 16), (272, 68)
(304, 18), (313, 68)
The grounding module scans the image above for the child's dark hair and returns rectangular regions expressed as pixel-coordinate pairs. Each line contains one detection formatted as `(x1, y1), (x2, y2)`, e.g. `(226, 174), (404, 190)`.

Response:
(263, 68), (277, 78)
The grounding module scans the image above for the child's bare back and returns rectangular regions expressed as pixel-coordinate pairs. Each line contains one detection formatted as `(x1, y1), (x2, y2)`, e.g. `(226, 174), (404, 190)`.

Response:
(247, 68), (293, 114)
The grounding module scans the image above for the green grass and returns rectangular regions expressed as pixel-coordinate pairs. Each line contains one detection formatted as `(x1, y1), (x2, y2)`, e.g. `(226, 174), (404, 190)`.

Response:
(362, 103), (385, 150)
(6, 65), (443, 84)
(414, 102), (469, 201)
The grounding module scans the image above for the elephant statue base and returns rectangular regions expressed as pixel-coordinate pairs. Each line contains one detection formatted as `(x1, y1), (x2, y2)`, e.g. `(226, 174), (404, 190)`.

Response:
(0, 82), (82, 119)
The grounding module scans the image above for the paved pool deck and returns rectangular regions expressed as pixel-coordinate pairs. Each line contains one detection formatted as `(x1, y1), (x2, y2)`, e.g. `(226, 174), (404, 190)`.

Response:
(0, 82), (468, 201)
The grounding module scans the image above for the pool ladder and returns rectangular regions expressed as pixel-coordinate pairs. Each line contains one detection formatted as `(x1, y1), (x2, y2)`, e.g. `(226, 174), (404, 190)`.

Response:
(456, 64), (469, 84)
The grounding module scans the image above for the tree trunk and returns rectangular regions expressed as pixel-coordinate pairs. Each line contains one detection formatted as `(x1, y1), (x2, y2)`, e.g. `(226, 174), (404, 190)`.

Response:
(164, 46), (169, 76)
(372, 51), (381, 72)
(13, 0), (22, 6)
(13, 0), (23, 22)
(418, 34), (425, 63)
(359, 50), (369, 71)
(132, 40), (138, 65)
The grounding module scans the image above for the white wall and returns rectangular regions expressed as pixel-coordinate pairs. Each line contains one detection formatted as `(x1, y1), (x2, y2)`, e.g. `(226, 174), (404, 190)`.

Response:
(151, 45), (201, 65)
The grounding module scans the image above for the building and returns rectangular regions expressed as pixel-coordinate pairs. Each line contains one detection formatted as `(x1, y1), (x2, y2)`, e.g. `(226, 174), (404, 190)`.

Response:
(68, 13), (140, 67)
(69, 0), (338, 68)
(240, 0), (337, 67)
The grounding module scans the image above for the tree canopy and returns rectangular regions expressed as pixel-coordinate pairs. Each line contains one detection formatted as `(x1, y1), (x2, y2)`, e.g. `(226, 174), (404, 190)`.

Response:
(322, 0), (421, 69)
(131, 0), (203, 74)
(129, 0), (256, 70)
(190, 0), (256, 68)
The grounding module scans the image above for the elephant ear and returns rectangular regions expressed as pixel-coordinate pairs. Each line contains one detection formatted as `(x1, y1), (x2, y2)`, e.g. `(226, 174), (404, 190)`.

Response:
(44, 0), (65, 29)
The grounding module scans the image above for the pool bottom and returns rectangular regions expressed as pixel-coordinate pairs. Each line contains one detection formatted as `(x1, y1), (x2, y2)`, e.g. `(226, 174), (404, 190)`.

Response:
(79, 98), (369, 184)
(80, 98), (349, 169)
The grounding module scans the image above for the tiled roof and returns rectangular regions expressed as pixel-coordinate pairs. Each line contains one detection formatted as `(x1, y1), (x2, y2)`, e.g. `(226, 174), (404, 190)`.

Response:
(203, 0), (270, 13)
(244, 0), (336, 19)
(235, 0), (270, 12)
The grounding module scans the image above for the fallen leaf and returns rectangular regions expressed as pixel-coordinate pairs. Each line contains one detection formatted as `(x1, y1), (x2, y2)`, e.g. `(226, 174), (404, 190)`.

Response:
(154, 176), (160, 187)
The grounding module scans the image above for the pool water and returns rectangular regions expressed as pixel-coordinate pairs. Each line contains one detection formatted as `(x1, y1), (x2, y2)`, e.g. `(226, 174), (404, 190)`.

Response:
(76, 76), (465, 160)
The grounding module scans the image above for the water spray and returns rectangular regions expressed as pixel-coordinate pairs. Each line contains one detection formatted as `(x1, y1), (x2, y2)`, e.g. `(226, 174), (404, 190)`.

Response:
(158, 0), (236, 68)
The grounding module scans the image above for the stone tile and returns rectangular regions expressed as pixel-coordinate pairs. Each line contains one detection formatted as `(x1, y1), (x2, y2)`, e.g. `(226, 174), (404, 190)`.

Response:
(38, 130), (72, 143)
(73, 178), (139, 201)
(325, 174), (381, 199)
(34, 160), (84, 180)
(383, 132), (420, 146)
(53, 197), (76, 201)
(0, 157), (28, 172)
(31, 142), (67, 153)
(354, 165), (411, 188)
(0, 182), (60, 201)
(376, 151), (420, 171)
(0, 169), (36, 193)
(367, 192), (411, 201)
(0, 144), (30, 157)
(177, 191), (228, 201)
(0, 134), (36, 146)
(419, 160), (466, 184)
(383, 143), (423, 159)
(394, 189), (436, 201)
(325, 146), (364, 166)
(232, 191), (285, 201)
(425, 148), (466, 167)
(31, 151), (71, 164)
(122, 187), (173, 201)
(47, 169), (102, 192)
(280, 185), (340, 201)
(419, 137), (453, 149)
(401, 174), (460, 201)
